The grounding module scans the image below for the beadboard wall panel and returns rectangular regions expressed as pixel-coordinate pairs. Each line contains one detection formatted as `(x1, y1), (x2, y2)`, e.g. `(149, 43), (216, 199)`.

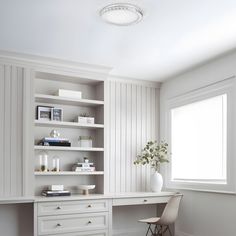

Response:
(0, 63), (33, 198)
(106, 80), (159, 193)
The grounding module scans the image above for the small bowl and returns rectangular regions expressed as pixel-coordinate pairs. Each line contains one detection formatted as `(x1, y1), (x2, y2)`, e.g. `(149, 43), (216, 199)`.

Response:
(78, 185), (95, 195)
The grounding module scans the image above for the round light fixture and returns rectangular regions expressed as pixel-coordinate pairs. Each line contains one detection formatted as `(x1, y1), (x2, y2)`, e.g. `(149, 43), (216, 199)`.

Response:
(100, 3), (143, 26)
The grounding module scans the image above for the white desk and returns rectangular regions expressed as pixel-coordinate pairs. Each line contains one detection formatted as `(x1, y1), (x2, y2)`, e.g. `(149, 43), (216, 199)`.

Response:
(34, 192), (175, 236)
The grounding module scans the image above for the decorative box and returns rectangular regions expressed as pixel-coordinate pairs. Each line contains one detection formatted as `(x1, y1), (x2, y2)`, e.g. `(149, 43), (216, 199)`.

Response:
(77, 116), (95, 124)
(86, 117), (95, 124)
(78, 136), (92, 147)
(56, 89), (82, 99)
(78, 116), (88, 124)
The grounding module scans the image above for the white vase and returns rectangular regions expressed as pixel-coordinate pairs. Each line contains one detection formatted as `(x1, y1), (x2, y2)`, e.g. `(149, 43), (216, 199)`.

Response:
(150, 171), (163, 192)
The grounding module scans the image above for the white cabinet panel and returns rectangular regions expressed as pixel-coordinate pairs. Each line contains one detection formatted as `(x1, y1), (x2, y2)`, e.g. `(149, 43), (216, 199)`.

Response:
(38, 212), (108, 235)
(38, 199), (109, 216)
(0, 63), (33, 198)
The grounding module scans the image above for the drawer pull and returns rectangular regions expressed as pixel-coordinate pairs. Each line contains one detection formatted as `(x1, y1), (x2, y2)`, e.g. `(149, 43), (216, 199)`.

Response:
(56, 223), (61, 227)
(56, 206), (61, 210)
(88, 221), (92, 224)
(88, 205), (92, 208)
(143, 199), (148, 202)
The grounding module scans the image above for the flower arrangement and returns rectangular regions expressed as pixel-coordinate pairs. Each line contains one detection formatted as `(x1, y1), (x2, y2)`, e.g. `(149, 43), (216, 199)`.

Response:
(134, 141), (169, 171)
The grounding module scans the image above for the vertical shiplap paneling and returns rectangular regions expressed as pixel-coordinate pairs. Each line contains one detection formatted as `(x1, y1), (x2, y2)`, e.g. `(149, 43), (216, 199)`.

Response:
(0, 64), (4, 196)
(136, 85), (142, 191)
(0, 64), (24, 197)
(11, 66), (18, 196)
(16, 67), (24, 196)
(120, 83), (126, 192)
(131, 84), (137, 192)
(109, 81), (116, 193)
(115, 82), (121, 192)
(107, 80), (159, 193)
(126, 83), (132, 192)
(4, 65), (11, 196)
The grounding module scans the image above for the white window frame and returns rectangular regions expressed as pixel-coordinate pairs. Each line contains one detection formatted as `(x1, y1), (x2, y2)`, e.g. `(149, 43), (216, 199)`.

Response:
(164, 78), (236, 193)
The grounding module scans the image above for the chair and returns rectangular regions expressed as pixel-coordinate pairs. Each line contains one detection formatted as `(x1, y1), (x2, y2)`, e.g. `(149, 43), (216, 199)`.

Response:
(138, 194), (183, 236)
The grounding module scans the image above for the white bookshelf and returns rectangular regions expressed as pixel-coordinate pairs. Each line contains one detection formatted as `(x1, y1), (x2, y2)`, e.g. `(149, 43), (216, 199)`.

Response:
(34, 146), (104, 152)
(35, 94), (104, 107)
(35, 120), (104, 129)
(35, 171), (104, 176)
(34, 71), (105, 196)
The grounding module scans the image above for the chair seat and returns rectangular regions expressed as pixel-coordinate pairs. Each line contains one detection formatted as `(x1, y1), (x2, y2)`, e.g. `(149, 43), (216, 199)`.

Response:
(139, 217), (160, 224)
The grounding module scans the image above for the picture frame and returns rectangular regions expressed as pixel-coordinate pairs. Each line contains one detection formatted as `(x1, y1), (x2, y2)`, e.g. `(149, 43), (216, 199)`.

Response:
(51, 108), (63, 121)
(37, 106), (53, 121)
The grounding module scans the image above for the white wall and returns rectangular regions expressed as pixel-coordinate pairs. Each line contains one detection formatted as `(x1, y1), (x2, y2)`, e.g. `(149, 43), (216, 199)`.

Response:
(160, 50), (236, 236)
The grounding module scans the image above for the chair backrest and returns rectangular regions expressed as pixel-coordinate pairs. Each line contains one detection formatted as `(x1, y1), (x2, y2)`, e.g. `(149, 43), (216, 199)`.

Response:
(158, 194), (183, 225)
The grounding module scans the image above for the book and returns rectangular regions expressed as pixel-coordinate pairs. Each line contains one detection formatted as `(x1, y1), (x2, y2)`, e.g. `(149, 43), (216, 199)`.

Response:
(38, 141), (71, 147)
(43, 137), (69, 142)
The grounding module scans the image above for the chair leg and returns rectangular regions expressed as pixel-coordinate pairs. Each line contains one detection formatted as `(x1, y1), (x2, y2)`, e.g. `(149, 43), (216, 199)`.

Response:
(167, 226), (173, 236)
(146, 224), (151, 236)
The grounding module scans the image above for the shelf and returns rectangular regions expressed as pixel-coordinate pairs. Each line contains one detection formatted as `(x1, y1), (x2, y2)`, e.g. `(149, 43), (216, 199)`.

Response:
(35, 120), (104, 129)
(35, 94), (104, 107)
(35, 171), (104, 176)
(34, 146), (104, 152)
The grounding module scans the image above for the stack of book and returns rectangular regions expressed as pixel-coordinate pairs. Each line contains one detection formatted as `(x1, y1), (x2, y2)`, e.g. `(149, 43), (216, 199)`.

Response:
(38, 137), (71, 147)
(72, 162), (95, 172)
(42, 190), (71, 197)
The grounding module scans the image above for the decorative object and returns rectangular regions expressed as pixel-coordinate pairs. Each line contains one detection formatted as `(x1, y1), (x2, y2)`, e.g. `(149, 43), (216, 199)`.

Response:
(78, 185), (95, 195)
(56, 89), (82, 99)
(52, 156), (60, 172)
(50, 129), (60, 138)
(51, 108), (63, 121)
(134, 141), (169, 192)
(39, 152), (48, 172)
(78, 136), (93, 147)
(77, 113), (95, 124)
(37, 106), (53, 121)
(100, 3), (143, 26)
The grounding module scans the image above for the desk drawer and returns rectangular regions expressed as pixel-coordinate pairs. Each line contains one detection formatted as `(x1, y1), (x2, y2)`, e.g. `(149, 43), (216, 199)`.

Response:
(38, 200), (108, 216)
(112, 196), (170, 206)
(43, 230), (108, 236)
(38, 212), (108, 235)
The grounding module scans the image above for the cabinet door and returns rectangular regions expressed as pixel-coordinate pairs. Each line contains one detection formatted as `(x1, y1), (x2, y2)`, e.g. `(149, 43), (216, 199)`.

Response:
(0, 63), (34, 198)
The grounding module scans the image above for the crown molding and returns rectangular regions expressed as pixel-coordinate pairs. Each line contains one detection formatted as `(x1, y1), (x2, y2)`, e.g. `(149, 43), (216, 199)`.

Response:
(108, 74), (161, 88)
(0, 50), (112, 81)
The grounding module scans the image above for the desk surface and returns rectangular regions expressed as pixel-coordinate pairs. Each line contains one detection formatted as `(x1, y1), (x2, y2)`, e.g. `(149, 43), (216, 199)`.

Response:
(34, 191), (175, 203)
(0, 192), (175, 204)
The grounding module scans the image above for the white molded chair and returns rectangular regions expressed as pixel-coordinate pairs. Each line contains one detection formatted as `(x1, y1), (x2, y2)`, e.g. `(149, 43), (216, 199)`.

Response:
(138, 194), (183, 236)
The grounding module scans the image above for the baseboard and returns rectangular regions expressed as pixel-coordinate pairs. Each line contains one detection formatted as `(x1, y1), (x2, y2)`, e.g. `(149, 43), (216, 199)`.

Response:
(113, 228), (146, 236)
(113, 228), (194, 236)
(176, 230), (195, 236)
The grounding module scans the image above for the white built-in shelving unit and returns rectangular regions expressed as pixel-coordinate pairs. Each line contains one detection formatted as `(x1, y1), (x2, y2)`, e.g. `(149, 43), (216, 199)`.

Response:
(34, 71), (105, 196)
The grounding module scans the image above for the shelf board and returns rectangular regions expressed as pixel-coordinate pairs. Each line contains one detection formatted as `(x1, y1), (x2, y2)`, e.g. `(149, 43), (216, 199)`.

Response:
(35, 120), (104, 129)
(35, 171), (104, 176)
(35, 94), (104, 107)
(34, 146), (104, 152)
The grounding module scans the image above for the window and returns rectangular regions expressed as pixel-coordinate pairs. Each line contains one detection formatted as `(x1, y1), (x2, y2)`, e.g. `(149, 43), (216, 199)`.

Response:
(165, 79), (235, 192)
(171, 94), (227, 183)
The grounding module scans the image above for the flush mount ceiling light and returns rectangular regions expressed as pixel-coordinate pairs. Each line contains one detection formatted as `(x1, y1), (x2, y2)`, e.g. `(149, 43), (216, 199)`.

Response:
(100, 3), (143, 26)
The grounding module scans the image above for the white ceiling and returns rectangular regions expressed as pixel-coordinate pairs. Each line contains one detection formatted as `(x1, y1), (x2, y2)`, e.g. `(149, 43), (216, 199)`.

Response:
(1, 0), (236, 81)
